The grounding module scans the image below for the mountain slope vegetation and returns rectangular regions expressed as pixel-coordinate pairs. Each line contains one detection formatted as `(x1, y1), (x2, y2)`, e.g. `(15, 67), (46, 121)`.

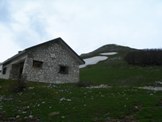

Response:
(81, 44), (136, 59)
(80, 44), (162, 86)
(0, 44), (162, 121)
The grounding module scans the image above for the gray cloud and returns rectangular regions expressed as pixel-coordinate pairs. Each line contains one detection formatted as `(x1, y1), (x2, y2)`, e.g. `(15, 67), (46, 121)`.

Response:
(0, 0), (162, 62)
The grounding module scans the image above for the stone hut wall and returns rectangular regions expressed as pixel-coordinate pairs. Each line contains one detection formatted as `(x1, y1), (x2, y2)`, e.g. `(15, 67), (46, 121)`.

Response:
(23, 42), (80, 83)
(0, 55), (27, 80)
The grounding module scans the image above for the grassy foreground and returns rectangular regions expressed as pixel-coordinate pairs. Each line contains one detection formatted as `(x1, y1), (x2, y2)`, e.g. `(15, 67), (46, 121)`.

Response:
(1, 52), (162, 121)
(0, 79), (162, 121)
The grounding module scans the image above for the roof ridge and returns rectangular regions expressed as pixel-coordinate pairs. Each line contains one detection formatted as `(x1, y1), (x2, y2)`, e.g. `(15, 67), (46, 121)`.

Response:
(2, 38), (84, 65)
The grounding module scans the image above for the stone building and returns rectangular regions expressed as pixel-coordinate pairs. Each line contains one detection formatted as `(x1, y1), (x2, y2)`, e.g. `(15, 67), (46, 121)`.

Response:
(0, 38), (84, 83)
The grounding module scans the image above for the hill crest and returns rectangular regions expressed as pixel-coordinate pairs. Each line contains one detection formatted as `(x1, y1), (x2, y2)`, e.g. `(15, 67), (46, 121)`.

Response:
(81, 44), (136, 58)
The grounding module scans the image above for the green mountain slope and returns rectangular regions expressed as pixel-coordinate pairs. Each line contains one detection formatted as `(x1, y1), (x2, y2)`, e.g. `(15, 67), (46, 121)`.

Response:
(81, 44), (136, 59)
(80, 44), (162, 86)
(0, 44), (162, 121)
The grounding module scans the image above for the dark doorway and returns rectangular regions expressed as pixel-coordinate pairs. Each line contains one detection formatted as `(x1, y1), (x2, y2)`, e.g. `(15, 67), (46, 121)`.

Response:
(19, 62), (24, 78)
(10, 61), (25, 80)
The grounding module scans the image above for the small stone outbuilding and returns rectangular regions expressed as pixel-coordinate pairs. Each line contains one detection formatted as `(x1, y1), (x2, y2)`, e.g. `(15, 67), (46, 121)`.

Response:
(0, 38), (84, 83)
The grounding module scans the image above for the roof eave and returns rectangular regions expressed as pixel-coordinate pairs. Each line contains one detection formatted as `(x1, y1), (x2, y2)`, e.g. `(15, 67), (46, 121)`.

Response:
(2, 37), (85, 65)
(2, 51), (26, 66)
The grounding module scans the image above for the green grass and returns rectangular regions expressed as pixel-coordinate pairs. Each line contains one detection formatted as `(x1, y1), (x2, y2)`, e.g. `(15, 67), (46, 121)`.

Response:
(0, 79), (162, 121)
(80, 56), (162, 86)
(1, 52), (162, 121)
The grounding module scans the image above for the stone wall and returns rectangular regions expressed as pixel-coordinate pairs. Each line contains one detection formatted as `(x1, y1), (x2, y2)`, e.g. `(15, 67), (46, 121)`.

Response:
(23, 41), (80, 83)
(0, 41), (81, 83)
(0, 55), (27, 79)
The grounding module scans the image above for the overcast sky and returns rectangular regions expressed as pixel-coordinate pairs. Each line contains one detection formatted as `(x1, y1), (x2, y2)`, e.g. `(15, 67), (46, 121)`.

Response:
(0, 0), (162, 62)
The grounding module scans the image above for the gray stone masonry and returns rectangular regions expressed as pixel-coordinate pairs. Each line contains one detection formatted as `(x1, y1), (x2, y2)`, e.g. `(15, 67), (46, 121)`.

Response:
(23, 41), (80, 83)
(0, 38), (84, 83)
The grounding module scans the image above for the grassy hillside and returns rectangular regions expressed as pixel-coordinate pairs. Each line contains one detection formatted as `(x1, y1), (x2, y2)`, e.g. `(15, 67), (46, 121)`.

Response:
(80, 44), (162, 86)
(80, 60), (162, 86)
(0, 44), (162, 121)
(0, 79), (162, 121)
(80, 44), (136, 58)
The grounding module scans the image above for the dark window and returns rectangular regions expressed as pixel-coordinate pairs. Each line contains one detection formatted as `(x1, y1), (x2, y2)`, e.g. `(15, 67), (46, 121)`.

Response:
(59, 65), (69, 74)
(33, 60), (43, 68)
(2, 67), (7, 74)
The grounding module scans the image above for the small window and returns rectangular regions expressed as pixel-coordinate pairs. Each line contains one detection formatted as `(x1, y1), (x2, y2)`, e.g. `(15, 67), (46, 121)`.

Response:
(59, 65), (69, 74)
(2, 67), (7, 74)
(33, 60), (43, 68)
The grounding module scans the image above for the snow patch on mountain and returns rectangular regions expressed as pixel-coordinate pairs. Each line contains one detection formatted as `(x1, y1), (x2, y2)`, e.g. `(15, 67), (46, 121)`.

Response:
(80, 52), (118, 68)
(79, 56), (108, 68)
(100, 52), (117, 56)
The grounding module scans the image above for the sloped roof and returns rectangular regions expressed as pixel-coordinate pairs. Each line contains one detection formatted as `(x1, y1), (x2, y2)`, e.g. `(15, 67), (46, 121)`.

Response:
(2, 37), (85, 65)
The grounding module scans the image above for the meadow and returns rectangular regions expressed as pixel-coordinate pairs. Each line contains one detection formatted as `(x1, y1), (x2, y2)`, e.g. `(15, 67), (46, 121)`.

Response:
(0, 49), (162, 121)
(0, 79), (162, 122)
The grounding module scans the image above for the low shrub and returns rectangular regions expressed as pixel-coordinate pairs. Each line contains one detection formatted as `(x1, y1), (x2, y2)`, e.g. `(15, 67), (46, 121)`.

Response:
(76, 81), (93, 87)
(124, 49), (162, 66)
(9, 74), (27, 93)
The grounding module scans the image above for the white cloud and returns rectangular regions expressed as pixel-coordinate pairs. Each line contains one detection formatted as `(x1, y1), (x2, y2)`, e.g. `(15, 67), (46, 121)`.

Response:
(0, 0), (162, 62)
(0, 23), (21, 62)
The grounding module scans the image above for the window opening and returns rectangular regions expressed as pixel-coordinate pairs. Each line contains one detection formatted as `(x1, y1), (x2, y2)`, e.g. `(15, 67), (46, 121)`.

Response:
(33, 60), (43, 68)
(59, 65), (69, 74)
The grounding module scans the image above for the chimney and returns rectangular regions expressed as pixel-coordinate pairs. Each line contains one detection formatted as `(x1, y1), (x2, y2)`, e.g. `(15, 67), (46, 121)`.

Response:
(18, 51), (22, 54)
